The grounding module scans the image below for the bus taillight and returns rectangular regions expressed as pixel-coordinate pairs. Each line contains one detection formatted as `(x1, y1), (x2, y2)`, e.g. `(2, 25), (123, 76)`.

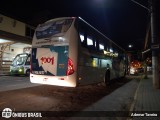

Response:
(66, 58), (74, 76)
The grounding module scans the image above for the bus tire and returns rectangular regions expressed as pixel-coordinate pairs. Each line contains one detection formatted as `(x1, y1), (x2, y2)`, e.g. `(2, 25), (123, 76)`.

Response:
(26, 69), (30, 76)
(105, 70), (110, 86)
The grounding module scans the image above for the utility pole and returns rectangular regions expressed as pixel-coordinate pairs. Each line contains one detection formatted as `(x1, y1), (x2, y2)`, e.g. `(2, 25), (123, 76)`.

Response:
(150, 0), (159, 89)
(131, 0), (159, 88)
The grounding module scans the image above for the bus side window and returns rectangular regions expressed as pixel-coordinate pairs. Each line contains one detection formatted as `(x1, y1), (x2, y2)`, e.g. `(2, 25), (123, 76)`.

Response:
(98, 39), (104, 54)
(80, 33), (85, 44)
(79, 32), (87, 48)
(87, 36), (93, 46)
(87, 33), (98, 51)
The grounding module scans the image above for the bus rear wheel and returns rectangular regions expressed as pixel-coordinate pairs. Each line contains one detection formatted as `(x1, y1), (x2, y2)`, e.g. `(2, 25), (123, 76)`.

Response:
(104, 70), (110, 86)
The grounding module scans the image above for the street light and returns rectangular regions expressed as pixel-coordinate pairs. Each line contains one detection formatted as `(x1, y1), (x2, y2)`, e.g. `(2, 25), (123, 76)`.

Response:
(128, 44), (133, 48)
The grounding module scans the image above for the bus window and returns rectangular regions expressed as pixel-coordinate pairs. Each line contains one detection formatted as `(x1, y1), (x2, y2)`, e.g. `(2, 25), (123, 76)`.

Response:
(87, 36), (97, 51)
(100, 59), (112, 68)
(98, 39), (104, 51)
(80, 33), (85, 42)
(12, 54), (27, 66)
(92, 58), (98, 67)
(79, 31), (87, 48)
(99, 44), (104, 50)
(10, 53), (30, 76)
(36, 19), (73, 39)
(87, 37), (93, 46)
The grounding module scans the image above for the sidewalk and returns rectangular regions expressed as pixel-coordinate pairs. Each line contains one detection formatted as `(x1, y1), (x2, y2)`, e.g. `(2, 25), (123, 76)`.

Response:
(68, 77), (139, 120)
(131, 74), (160, 119)
(68, 74), (160, 120)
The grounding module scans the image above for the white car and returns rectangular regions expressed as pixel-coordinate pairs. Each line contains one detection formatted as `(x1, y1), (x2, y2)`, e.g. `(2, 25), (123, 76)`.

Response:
(130, 67), (138, 75)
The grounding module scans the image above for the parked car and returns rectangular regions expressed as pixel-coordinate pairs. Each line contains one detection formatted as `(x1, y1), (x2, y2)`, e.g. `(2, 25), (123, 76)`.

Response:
(129, 67), (144, 75)
(130, 67), (138, 75)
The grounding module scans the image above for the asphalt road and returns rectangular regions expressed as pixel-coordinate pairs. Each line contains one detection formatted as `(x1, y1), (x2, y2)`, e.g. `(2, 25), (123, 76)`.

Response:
(0, 75), (140, 119)
(0, 76), (40, 92)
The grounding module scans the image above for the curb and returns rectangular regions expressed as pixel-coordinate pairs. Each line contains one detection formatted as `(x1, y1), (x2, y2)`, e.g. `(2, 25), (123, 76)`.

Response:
(127, 75), (143, 120)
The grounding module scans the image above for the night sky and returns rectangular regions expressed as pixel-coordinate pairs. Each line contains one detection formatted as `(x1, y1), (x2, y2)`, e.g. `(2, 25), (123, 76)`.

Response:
(0, 0), (159, 51)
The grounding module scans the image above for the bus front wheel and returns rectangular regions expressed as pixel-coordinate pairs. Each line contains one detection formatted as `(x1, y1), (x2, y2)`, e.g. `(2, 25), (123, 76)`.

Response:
(104, 70), (110, 86)
(26, 69), (30, 76)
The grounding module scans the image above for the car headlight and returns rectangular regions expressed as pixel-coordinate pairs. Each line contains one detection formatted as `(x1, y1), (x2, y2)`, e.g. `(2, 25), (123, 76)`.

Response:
(18, 66), (23, 72)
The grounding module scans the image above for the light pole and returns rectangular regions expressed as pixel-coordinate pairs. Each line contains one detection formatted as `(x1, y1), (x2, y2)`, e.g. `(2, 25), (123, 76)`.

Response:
(150, 0), (159, 89)
(131, 0), (159, 89)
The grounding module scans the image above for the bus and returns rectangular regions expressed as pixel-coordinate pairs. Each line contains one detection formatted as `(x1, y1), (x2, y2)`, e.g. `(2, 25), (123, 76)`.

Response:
(10, 53), (30, 76)
(30, 17), (127, 87)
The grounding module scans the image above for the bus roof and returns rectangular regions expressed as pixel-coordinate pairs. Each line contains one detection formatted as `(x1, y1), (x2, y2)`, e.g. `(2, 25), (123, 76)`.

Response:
(41, 17), (75, 25)
(36, 17), (125, 52)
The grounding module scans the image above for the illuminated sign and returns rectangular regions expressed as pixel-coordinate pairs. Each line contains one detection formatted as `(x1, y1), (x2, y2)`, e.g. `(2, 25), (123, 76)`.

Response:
(103, 50), (118, 57)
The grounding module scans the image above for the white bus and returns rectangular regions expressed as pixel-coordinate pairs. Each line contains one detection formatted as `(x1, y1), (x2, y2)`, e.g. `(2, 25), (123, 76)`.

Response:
(30, 17), (127, 87)
(10, 53), (30, 76)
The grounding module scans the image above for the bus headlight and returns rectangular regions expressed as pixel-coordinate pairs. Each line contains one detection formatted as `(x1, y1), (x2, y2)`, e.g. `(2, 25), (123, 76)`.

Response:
(18, 67), (23, 72)
(19, 69), (22, 72)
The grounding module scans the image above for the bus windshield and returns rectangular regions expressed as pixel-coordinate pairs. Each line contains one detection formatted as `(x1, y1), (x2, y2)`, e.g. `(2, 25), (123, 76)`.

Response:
(12, 54), (28, 66)
(36, 19), (73, 39)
